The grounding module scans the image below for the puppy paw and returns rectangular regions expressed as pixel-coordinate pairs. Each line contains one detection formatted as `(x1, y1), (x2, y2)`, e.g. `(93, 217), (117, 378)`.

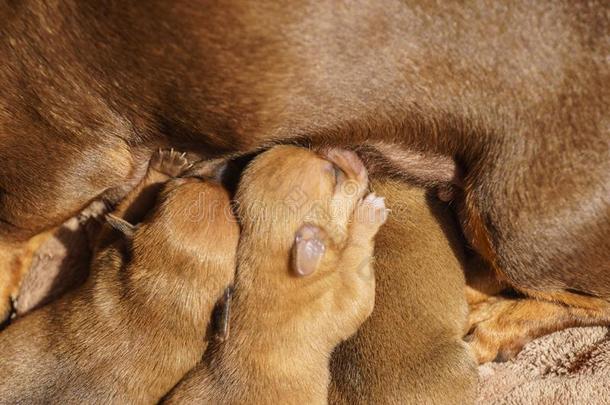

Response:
(150, 148), (193, 178)
(353, 193), (389, 237)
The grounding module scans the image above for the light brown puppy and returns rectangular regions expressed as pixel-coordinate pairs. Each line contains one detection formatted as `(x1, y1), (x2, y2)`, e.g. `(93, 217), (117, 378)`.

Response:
(163, 146), (387, 404)
(330, 177), (478, 404)
(0, 150), (237, 404)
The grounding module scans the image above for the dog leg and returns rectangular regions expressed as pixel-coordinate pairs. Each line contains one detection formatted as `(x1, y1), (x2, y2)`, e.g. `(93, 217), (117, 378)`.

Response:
(464, 256), (610, 363)
(0, 232), (54, 324)
(462, 215), (610, 364)
(466, 293), (610, 363)
(0, 244), (21, 324)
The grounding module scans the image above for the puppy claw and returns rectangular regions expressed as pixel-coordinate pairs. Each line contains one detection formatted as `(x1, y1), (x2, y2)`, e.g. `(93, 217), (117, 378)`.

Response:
(150, 148), (192, 177)
(364, 193), (385, 209)
(360, 193), (389, 226)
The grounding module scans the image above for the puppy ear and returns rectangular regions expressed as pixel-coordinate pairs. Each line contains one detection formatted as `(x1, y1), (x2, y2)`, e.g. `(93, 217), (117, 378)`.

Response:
(291, 224), (327, 277)
(105, 214), (136, 238)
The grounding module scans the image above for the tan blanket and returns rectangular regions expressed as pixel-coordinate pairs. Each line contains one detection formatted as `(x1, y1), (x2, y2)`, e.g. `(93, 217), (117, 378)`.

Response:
(477, 326), (610, 404)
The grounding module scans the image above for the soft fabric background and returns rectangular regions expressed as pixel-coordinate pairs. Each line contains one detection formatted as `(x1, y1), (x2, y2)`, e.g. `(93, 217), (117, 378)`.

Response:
(477, 326), (610, 404)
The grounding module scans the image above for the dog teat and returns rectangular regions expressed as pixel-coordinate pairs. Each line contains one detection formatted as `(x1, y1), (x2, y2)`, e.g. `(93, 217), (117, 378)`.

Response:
(292, 224), (327, 277)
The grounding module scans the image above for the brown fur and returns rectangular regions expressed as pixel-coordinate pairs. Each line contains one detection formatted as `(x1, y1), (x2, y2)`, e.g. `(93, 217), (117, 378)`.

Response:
(0, 150), (237, 403)
(464, 257), (610, 362)
(164, 146), (387, 404)
(0, 232), (51, 322)
(466, 295), (610, 363)
(464, 256), (509, 307)
(330, 177), (477, 404)
(0, 0), (608, 361)
(12, 200), (107, 317)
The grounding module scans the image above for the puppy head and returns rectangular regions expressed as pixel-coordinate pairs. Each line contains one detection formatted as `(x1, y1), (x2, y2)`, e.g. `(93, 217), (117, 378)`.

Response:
(132, 178), (238, 300)
(236, 145), (369, 278)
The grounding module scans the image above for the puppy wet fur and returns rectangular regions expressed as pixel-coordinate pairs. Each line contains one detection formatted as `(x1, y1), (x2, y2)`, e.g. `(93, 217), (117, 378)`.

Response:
(163, 146), (387, 404)
(0, 150), (238, 404)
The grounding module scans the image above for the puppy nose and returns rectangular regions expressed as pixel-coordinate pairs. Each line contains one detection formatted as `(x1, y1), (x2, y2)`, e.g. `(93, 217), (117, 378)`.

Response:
(323, 148), (367, 183)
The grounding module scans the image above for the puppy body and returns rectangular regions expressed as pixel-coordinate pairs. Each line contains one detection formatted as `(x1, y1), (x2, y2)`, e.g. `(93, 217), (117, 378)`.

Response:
(330, 177), (477, 403)
(164, 146), (387, 404)
(0, 152), (238, 404)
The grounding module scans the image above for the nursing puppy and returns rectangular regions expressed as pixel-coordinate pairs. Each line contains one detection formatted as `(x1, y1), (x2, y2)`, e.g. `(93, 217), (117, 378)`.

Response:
(164, 146), (387, 404)
(0, 150), (237, 404)
(330, 177), (477, 404)
(1, 0), (608, 360)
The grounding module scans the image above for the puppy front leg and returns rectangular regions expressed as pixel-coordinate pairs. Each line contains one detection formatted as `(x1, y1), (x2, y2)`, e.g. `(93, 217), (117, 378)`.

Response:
(333, 193), (389, 335)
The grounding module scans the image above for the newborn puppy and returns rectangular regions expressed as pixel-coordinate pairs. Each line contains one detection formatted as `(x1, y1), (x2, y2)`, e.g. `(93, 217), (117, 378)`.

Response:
(163, 146), (388, 404)
(330, 177), (477, 403)
(0, 150), (237, 404)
